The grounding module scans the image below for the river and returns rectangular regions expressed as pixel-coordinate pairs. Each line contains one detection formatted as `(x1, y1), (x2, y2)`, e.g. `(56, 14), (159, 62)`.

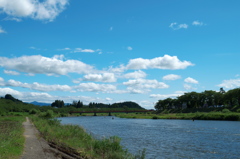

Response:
(58, 116), (240, 159)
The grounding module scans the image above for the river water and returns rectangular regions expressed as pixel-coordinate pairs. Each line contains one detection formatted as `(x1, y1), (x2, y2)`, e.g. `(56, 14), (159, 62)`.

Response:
(58, 116), (240, 159)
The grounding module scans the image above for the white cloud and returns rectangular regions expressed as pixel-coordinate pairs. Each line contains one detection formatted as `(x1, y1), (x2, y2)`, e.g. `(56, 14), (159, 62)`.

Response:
(75, 83), (116, 93)
(73, 48), (102, 53)
(81, 49), (95, 53)
(178, 24), (188, 29)
(3, 17), (22, 22)
(126, 55), (194, 70)
(126, 87), (145, 94)
(139, 100), (155, 109)
(127, 46), (133, 51)
(123, 70), (147, 79)
(0, 87), (118, 104)
(192, 20), (204, 26)
(0, 77), (4, 86)
(0, 55), (94, 76)
(108, 64), (126, 73)
(0, 87), (23, 97)
(58, 47), (71, 51)
(0, 0), (69, 21)
(0, 77), (120, 93)
(183, 84), (196, 90)
(0, 26), (6, 33)
(123, 79), (169, 94)
(163, 74), (181, 80)
(150, 92), (184, 99)
(105, 97), (112, 101)
(169, 22), (188, 30)
(184, 77), (199, 84)
(82, 73), (117, 83)
(217, 79), (240, 89)
(3, 79), (72, 92)
(4, 70), (20, 75)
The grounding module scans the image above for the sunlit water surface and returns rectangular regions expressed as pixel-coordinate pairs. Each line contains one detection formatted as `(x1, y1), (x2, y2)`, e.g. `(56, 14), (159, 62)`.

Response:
(58, 116), (240, 159)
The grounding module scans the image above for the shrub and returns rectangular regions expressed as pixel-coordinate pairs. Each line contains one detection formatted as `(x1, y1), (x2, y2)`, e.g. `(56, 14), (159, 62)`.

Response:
(39, 110), (54, 118)
(237, 109), (240, 113)
(224, 114), (240, 121)
(222, 108), (231, 113)
(152, 116), (158, 119)
(29, 109), (38, 114)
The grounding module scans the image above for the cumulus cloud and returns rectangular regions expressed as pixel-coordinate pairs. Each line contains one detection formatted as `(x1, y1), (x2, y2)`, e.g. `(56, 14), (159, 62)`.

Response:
(163, 74), (181, 80)
(0, 0), (69, 21)
(0, 87), (118, 104)
(0, 77), (120, 93)
(126, 55), (194, 70)
(150, 91), (184, 99)
(81, 73), (117, 83)
(73, 48), (102, 54)
(0, 77), (4, 85)
(0, 87), (56, 102)
(0, 87), (23, 97)
(74, 48), (95, 53)
(4, 70), (20, 75)
(74, 83), (117, 93)
(108, 64), (126, 73)
(3, 79), (72, 92)
(0, 55), (94, 76)
(123, 70), (147, 79)
(184, 77), (199, 84)
(126, 87), (146, 94)
(217, 79), (240, 89)
(169, 22), (188, 30)
(123, 79), (169, 94)
(0, 26), (6, 33)
(183, 84), (196, 90)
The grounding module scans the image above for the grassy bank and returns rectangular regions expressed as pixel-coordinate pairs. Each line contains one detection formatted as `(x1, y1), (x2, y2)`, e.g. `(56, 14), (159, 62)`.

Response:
(30, 115), (144, 159)
(116, 111), (240, 121)
(0, 116), (25, 159)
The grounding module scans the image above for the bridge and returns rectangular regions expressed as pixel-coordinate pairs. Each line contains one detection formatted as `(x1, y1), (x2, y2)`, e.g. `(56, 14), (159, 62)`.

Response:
(69, 110), (154, 116)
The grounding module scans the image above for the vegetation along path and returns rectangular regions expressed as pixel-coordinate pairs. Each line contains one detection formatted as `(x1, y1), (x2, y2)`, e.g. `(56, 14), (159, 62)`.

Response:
(20, 117), (75, 159)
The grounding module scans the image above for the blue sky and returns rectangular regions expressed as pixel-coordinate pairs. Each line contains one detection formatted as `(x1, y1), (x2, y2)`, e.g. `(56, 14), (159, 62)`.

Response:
(0, 0), (239, 109)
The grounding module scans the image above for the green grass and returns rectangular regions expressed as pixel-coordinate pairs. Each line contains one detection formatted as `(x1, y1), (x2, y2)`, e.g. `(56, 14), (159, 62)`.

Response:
(0, 116), (25, 159)
(30, 116), (142, 159)
(116, 112), (240, 121)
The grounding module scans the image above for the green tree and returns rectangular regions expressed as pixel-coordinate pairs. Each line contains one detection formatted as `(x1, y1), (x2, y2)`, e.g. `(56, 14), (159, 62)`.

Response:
(51, 100), (64, 108)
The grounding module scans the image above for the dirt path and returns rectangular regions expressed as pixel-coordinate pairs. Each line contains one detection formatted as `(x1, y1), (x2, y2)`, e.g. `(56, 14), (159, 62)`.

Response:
(20, 117), (75, 159)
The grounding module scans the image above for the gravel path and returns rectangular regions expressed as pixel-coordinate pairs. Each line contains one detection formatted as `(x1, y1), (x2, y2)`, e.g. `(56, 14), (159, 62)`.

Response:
(20, 117), (75, 159)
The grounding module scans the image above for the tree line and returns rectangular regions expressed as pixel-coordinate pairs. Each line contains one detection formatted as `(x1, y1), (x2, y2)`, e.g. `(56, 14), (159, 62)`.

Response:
(155, 87), (240, 111)
(0, 94), (144, 116)
(51, 100), (144, 109)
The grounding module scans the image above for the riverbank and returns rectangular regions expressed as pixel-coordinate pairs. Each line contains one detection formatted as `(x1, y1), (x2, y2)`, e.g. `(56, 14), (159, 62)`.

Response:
(116, 111), (240, 121)
(30, 115), (144, 159)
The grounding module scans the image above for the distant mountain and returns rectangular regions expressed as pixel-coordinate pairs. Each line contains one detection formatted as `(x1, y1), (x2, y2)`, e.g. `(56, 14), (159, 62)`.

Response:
(30, 101), (51, 106)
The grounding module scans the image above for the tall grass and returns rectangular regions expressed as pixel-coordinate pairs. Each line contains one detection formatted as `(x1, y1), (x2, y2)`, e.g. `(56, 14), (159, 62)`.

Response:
(30, 116), (139, 159)
(0, 116), (25, 159)
(117, 112), (240, 121)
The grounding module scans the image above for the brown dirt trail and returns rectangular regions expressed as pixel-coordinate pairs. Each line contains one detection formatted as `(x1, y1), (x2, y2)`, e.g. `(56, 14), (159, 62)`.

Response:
(20, 117), (75, 159)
